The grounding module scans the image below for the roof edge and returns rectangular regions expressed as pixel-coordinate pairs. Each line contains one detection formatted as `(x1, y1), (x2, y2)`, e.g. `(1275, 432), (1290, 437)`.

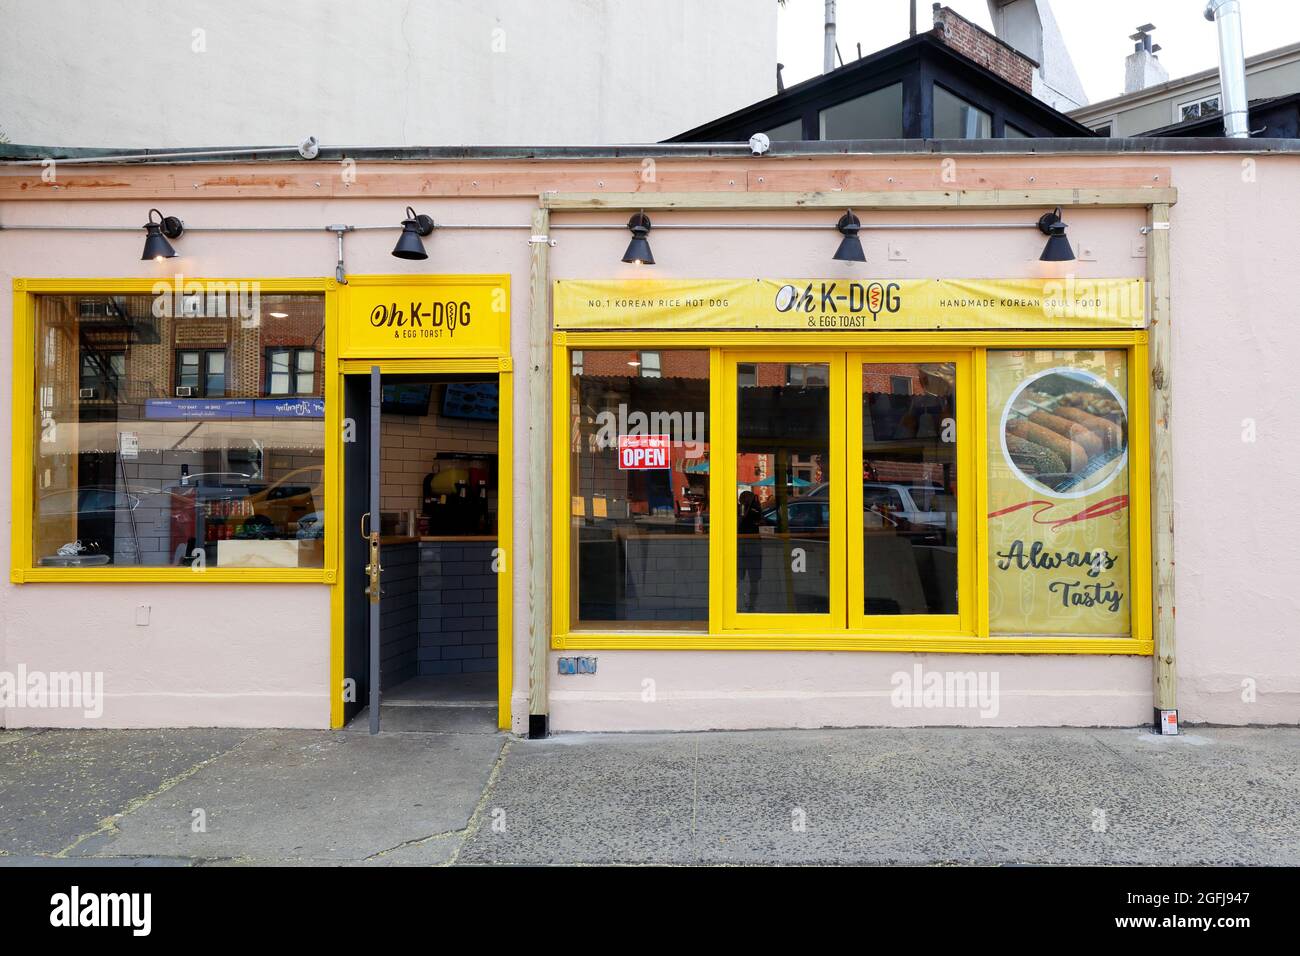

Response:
(4, 138), (1300, 166)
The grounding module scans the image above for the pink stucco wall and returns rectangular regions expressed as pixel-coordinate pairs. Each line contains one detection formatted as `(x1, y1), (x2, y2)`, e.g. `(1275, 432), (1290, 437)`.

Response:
(1, 152), (1296, 730)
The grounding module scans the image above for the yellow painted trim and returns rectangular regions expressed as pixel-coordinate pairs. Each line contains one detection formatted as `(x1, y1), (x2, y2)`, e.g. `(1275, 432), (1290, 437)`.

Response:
(554, 631), (1151, 654)
(720, 350), (847, 632)
(559, 330), (1146, 349)
(11, 277), (337, 585)
(338, 358), (507, 374)
(331, 357), (514, 730)
(973, 348), (990, 639)
(10, 284), (35, 584)
(551, 338), (571, 644)
(495, 369), (515, 730)
(1127, 342), (1154, 645)
(14, 277), (334, 294)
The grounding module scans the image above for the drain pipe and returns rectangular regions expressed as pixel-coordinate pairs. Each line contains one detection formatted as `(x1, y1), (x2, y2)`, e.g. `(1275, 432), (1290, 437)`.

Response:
(1205, 0), (1250, 138)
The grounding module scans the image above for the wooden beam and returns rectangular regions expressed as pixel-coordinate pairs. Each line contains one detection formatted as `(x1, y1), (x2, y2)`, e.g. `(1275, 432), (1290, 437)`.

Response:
(1148, 202), (1176, 731)
(542, 188), (1179, 211)
(526, 206), (551, 738)
(0, 163), (1172, 202)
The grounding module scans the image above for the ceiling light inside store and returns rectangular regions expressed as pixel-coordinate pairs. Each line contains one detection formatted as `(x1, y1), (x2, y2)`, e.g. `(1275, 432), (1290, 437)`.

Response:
(141, 208), (184, 261)
(832, 210), (865, 262)
(392, 206), (436, 260)
(621, 212), (654, 265)
(1036, 207), (1075, 262)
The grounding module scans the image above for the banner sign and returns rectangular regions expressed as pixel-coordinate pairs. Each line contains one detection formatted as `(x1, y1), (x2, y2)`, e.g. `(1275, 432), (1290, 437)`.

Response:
(618, 434), (670, 470)
(985, 349), (1132, 637)
(554, 278), (1144, 331)
(339, 275), (510, 358)
(145, 398), (324, 420)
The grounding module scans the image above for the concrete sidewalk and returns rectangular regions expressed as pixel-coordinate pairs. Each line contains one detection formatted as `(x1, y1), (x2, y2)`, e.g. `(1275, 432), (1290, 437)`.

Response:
(0, 726), (1295, 865)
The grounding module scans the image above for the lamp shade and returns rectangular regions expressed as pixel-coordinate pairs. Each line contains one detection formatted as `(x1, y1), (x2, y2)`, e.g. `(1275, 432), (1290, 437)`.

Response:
(392, 206), (435, 260)
(1036, 207), (1075, 262)
(621, 212), (654, 265)
(141, 209), (183, 260)
(833, 210), (866, 262)
(141, 223), (177, 260)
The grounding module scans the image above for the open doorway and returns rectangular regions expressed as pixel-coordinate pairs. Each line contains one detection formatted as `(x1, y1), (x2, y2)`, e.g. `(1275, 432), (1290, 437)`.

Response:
(343, 372), (503, 733)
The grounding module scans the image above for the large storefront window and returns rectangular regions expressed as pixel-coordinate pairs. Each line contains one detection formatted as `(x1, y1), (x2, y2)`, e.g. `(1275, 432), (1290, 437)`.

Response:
(554, 336), (1145, 651)
(31, 292), (325, 569)
(987, 349), (1131, 636)
(567, 350), (710, 629)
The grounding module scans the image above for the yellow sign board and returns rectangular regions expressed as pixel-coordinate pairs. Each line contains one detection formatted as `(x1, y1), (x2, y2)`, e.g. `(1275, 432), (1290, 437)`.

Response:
(339, 275), (510, 358)
(554, 278), (1144, 331)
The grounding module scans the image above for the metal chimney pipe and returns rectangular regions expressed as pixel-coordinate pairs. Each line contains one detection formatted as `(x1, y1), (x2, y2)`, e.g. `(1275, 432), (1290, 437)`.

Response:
(824, 0), (837, 73)
(1205, 0), (1250, 138)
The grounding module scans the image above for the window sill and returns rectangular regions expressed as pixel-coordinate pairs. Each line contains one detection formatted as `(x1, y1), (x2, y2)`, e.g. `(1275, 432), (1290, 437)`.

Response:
(553, 630), (1151, 655)
(12, 567), (336, 584)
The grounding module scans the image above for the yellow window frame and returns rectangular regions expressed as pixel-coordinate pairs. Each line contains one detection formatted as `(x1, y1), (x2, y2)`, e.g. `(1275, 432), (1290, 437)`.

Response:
(552, 330), (1152, 655)
(718, 350), (848, 633)
(846, 349), (976, 638)
(10, 277), (340, 584)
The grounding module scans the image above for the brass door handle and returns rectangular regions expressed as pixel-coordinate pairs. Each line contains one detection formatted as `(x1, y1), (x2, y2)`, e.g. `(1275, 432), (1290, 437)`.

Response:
(365, 531), (382, 603)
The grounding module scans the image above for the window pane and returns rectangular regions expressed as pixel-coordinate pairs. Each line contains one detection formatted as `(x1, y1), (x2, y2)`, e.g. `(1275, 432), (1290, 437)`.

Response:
(296, 350), (314, 373)
(1004, 123), (1030, 138)
(934, 86), (991, 138)
(819, 83), (903, 139)
(737, 362), (830, 614)
(32, 293), (326, 568)
(987, 350), (1130, 636)
(764, 117), (803, 141)
(569, 350), (709, 628)
(862, 362), (957, 615)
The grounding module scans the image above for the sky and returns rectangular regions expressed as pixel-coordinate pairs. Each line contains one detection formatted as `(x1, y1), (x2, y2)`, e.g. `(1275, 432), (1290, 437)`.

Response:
(777, 0), (1300, 104)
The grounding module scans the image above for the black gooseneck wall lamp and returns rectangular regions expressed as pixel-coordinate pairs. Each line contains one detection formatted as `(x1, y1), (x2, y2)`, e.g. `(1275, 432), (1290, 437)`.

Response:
(392, 206), (437, 260)
(1037, 206), (1076, 262)
(832, 210), (866, 262)
(621, 211), (654, 265)
(141, 208), (184, 261)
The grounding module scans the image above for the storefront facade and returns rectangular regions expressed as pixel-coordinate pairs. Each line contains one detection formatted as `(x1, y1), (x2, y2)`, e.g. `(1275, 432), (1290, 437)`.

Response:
(1, 145), (1296, 731)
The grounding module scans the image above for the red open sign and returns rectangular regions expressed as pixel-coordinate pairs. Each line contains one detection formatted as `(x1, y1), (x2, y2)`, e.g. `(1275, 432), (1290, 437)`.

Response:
(618, 434), (670, 470)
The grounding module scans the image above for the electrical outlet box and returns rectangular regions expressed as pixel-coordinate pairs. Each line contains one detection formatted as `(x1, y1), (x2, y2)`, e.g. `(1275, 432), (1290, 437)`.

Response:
(135, 605), (150, 626)
(558, 656), (597, 675)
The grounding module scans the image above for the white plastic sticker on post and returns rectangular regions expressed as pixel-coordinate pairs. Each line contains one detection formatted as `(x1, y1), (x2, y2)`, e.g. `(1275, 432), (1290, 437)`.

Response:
(1159, 709), (1179, 735)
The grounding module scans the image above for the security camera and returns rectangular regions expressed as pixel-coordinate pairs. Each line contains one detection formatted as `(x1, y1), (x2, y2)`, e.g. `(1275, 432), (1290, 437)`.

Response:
(298, 136), (320, 160)
(748, 133), (771, 156)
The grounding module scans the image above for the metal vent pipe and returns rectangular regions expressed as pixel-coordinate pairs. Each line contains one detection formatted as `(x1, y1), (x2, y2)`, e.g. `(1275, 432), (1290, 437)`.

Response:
(1205, 0), (1250, 138)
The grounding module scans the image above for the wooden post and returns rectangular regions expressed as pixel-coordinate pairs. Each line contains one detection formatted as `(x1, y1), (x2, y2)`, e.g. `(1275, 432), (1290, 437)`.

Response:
(526, 205), (551, 738)
(1148, 202), (1177, 732)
